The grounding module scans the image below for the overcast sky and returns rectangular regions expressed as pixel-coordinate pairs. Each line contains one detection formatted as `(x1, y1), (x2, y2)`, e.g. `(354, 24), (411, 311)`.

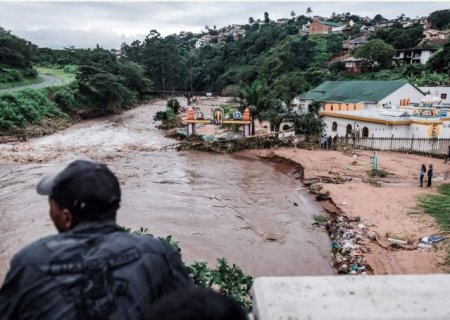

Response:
(1, 1), (449, 49)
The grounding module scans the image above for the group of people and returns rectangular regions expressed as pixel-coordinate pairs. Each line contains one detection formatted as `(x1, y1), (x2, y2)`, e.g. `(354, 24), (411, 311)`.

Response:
(320, 134), (333, 150)
(419, 164), (434, 188)
(0, 160), (248, 320)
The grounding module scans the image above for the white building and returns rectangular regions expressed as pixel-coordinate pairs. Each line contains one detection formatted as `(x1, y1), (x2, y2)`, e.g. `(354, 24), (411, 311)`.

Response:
(393, 48), (436, 65)
(293, 80), (425, 114)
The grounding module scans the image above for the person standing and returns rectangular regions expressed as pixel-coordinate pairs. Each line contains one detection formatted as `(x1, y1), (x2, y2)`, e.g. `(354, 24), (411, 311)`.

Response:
(427, 164), (433, 187)
(419, 164), (426, 188)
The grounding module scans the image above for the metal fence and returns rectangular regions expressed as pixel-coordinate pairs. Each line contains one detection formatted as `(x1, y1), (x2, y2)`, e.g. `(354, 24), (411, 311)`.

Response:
(336, 136), (450, 155)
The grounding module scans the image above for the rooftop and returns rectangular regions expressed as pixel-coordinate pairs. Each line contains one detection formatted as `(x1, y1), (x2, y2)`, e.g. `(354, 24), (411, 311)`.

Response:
(300, 81), (413, 104)
(322, 20), (344, 27)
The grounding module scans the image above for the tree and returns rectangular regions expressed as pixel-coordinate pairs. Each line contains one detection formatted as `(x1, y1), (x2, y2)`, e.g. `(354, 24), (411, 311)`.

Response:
(306, 7), (312, 15)
(373, 14), (385, 23)
(354, 39), (395, 68)
(427, 42), (450, 75)
(293, 112), (324, 137)
(290, 11), (296, 18)
(429, 9), (450, 30)
(264, 12), (270, 24)
(248, 17), (255, 25)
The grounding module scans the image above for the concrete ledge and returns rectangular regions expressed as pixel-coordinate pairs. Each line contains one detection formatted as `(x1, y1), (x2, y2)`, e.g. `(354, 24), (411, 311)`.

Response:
(253, 275), (450, 320)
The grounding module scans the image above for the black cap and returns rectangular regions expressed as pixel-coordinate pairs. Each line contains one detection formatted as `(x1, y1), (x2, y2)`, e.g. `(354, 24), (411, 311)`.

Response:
(37, 160), (121, 217)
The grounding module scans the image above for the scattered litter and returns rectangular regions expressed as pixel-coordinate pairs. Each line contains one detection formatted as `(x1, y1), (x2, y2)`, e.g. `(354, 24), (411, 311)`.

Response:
(387, 238), (408, 245)
(421, 235), (445, 244)
(326, 215), (373, 275)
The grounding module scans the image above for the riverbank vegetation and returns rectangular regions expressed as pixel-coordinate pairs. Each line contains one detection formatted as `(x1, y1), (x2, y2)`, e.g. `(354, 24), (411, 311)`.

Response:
(129, 228), (253, 309)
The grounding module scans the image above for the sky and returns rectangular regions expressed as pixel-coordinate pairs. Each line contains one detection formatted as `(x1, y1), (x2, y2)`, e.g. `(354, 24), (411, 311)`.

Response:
(0, 1), (449, 49)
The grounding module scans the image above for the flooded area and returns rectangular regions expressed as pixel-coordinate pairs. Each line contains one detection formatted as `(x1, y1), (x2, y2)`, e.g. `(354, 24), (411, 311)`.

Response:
(0, 98), (333, 281)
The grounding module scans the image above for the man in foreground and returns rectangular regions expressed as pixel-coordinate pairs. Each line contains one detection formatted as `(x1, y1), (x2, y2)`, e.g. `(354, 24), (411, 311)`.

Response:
(0, 160), (192, 319)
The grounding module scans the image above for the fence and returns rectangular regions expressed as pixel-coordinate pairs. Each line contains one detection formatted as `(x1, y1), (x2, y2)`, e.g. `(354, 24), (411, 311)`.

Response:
(336, 136), (450, 156)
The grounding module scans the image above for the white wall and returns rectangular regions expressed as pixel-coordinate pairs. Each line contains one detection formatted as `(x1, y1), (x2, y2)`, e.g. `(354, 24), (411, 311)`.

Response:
(420, 87), (450, 105)
(379, 83), (424, 107)
(420, 50), (433, 64)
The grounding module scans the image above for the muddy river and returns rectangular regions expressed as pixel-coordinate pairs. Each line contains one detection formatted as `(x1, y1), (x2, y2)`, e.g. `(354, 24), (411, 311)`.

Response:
(0, 98), (333, 281)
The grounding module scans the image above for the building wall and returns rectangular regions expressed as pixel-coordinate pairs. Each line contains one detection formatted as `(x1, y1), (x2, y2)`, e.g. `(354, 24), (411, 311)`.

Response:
(419, 50), (433, 64)
(420, 87), (450, 104)
(310, 21), (331, 34)
(378, 83), (424, 107)
(323, 115), (450, 139)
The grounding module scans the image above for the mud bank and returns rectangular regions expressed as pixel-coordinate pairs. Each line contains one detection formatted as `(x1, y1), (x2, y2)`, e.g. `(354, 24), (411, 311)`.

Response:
(249, 148), (450, 275)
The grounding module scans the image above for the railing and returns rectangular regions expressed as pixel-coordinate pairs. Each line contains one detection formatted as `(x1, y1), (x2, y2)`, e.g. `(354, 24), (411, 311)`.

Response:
(336, 136), (450, 155)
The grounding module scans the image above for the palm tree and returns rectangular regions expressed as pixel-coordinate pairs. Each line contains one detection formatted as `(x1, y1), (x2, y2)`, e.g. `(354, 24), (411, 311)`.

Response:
(248, 17), (255, 25)
(306, 7), (312, 15)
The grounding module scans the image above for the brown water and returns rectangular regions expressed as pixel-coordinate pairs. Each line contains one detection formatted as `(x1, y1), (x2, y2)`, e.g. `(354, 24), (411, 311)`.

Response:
(0, 98), (333, 281)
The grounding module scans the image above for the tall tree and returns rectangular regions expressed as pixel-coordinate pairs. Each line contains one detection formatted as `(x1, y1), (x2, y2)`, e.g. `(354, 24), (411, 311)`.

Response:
(264, 12), (270, 24)
(354, 39), (395, 68)
(429, 9), (450, 30)
(306, 7), (312, 15)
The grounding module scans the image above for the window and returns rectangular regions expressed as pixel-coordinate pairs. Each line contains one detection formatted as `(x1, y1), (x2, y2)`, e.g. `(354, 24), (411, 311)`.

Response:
(362, 127), (369, 137)
(332, 122), (338, 132)
(346, 124), (352, 135)
(441, 93), (447, 100)
(282, 124), (290, 131)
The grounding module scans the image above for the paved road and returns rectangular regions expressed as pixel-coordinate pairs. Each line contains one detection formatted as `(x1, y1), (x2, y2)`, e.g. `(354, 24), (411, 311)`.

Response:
(0, 74), (63, 93)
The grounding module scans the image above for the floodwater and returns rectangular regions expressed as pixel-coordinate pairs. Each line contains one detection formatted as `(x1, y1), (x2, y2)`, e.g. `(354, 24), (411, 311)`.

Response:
(0, 98), (333, 282)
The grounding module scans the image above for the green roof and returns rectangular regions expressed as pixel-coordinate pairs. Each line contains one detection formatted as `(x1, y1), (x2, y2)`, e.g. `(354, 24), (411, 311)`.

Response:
(322, 20), (344, 27)
(299, 81), (419, 103)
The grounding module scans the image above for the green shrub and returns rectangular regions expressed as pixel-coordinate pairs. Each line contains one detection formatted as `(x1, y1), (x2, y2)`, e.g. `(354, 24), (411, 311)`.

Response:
(167, 98), (180, 114)
(0, 89), (64, 130)
(127, 228), (253, 309)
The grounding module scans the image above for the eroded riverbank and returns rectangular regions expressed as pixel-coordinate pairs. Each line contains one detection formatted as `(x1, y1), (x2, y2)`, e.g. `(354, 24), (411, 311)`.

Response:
(0, 98), (334, 282)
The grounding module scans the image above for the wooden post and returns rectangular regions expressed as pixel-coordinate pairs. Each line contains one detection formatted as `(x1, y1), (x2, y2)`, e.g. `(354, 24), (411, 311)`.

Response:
(410, 135), (414, 152)
(389, 134), (394, 150)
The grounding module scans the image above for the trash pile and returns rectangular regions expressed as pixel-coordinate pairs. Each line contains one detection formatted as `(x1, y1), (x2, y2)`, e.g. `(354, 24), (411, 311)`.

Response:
(418, 235), (445, 251)
(326, 215), (373, 275)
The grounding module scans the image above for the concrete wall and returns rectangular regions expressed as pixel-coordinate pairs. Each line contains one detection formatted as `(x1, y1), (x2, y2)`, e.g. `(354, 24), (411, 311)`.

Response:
(323, 116), (412, 138)
(253, 275), (450, 320)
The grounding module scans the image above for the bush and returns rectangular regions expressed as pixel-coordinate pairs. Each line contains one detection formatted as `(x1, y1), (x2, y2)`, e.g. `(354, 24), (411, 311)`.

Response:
(0, 89), (64, 130)
(53, 86), (78, 111)
(167, 98), (180, 114)
(128, 228), (253, 309)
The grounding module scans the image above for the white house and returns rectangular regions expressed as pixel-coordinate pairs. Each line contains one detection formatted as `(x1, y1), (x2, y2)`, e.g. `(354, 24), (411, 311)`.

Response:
(393, 47), (437, 65)
(293, 80), (425, 113)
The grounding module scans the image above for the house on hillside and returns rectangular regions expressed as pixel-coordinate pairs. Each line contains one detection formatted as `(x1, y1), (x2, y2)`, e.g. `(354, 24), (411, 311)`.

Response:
(299, 24), (310, 35)
(195, 35), (215, 49)
(393, 47), (437, 65)
(374, 20), (395, 30)
(293, 80), (424, 113)
(420, 29), (450, 46)
(309, 20), (345, 34)
(342, 36), (367, 52)
(341, 57), (368, 74)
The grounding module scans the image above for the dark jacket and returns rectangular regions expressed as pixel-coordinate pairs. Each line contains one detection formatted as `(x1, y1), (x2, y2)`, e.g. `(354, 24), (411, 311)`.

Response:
(0, 221), (192, 320)
(427, 168), (433, 178)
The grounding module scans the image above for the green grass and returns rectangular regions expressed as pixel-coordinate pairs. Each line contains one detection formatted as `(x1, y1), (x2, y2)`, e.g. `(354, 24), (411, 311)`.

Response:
(420, 184), (450, 265)
(36, 66), (76, 84)
(0, 76), (43, 90)
(420, 184), (450, 231)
